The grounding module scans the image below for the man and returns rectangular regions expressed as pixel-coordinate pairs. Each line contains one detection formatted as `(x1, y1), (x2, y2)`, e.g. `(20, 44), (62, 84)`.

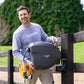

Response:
(12, 6), (57, 84)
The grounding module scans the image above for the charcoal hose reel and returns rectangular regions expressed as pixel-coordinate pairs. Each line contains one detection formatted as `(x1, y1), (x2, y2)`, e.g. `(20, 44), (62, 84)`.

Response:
(23, 41), (66, 79)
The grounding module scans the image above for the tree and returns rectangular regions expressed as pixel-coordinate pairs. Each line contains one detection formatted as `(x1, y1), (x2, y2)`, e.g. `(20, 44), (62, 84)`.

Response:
(58, 0), (83, 33)
(0, 0), (84, 45)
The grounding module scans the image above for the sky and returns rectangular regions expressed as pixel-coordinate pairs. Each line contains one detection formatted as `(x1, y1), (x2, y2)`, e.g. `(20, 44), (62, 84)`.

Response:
(0, 0), (84, 10)
(0, 0), (4, 5)
(81, 0), (84, 10)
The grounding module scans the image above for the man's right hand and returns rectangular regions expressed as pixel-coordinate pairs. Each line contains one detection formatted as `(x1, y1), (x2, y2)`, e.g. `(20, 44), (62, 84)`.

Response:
(28, 61), (35, 70)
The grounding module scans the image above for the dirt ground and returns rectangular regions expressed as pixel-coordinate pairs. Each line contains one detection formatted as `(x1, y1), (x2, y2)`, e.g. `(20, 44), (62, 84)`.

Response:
(0, 71), (84, 84)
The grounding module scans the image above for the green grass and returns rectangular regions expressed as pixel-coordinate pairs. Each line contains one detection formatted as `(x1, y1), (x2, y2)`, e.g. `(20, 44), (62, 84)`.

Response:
(0, 42), (84, 66)
(0, 46), (20, 66)
(74, 42), (84, 63)
(0, 46), (12, 52)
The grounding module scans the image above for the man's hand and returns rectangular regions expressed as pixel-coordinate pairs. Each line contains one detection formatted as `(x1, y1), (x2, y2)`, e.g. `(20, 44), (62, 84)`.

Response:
(50, 36), (58, 44)
(28, 61), (35, 70)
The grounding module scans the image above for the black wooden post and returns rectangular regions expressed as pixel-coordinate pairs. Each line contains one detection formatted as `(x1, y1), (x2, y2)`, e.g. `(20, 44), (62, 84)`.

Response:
(61, 33), (74, 84)
(8, 50), (14, 84)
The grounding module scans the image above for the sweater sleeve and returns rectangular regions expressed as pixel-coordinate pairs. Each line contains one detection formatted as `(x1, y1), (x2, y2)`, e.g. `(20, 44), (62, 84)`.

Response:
(12, 32), (30, 64)
(39, 26), (52, 42)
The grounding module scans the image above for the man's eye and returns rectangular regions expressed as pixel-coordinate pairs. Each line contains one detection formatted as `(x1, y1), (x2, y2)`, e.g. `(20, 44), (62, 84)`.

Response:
(20, 14), (22, 16)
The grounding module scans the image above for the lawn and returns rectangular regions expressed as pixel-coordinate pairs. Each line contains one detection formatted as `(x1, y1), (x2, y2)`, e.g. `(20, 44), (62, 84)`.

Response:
(0, 42), (84, 66)
(0, 46), (20, 66)
(74, 42), (84, 63)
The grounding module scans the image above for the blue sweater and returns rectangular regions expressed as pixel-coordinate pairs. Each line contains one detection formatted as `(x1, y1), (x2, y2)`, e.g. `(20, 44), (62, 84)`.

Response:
(12, 23), (51, 64)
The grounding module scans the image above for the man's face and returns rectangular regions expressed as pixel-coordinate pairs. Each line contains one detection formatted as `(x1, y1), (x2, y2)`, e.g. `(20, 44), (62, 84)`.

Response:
(18, 9), (31, 25)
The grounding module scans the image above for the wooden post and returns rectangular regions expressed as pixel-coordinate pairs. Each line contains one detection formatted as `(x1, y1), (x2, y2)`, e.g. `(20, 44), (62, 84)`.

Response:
(61, 33), (74, 84)
(8, 50), (14, 84)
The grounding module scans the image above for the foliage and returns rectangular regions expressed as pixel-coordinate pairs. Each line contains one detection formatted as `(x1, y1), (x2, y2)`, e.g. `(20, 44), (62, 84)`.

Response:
(53, 0), (84, 33)
(0, 0), (84, 45)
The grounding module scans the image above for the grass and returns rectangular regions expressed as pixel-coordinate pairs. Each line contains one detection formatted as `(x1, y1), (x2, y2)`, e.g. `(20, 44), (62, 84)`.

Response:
(0, 42), (84, 66)
(74, 42), (84, 63)
(0, 46), (12, 52)
(0, 46), (20, 66)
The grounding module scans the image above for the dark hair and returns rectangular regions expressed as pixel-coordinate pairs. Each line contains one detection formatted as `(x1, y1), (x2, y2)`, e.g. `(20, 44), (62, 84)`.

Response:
(17, 6), (30, 14)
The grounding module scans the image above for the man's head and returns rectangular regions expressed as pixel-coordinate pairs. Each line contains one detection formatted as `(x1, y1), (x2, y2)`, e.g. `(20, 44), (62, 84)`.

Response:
(17, 6), (31, 26)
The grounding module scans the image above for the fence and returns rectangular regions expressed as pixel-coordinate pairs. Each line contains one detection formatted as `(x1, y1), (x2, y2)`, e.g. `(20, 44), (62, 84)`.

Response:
(0, 31), (84, 84)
